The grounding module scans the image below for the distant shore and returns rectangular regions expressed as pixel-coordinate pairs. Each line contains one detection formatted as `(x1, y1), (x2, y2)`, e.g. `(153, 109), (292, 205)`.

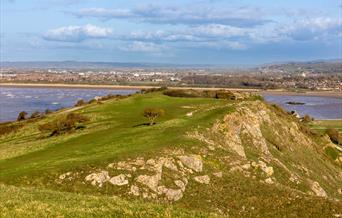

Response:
(1, 82), (341, 97)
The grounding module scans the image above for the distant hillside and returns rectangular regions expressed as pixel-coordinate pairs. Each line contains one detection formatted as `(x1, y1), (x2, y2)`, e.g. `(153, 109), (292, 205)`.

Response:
(0, 90), (341, 217)
(0, 61), (213, 70)
(261, 59), (342, 74)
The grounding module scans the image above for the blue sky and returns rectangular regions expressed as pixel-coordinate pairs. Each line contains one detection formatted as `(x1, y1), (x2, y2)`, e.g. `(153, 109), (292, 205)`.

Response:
(1, 0), (341, 65)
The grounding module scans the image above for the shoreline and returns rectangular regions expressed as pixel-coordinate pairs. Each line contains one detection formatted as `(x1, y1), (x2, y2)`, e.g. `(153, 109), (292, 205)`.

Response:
(0, 82), (341, 97)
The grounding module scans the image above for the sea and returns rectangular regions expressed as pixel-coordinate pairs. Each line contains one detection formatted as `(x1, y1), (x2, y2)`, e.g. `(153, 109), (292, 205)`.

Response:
(0, 87), (341, 122)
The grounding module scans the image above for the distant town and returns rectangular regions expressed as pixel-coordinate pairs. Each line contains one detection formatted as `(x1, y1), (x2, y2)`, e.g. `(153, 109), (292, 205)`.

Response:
(1, 61), (341, 91)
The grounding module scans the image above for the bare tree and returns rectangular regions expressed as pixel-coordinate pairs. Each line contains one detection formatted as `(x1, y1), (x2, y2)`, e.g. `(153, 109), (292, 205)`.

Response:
(143, 108), (165, 125)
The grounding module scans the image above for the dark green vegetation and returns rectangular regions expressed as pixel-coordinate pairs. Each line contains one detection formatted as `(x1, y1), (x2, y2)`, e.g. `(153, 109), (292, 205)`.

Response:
(0, 91), (341, 217)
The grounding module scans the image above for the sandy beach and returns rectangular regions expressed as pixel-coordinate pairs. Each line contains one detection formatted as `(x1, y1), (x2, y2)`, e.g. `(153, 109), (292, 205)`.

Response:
(1, 82), (341, 97)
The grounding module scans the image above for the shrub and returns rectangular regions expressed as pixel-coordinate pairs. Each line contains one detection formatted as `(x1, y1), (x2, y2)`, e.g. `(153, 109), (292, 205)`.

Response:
(302, 114), (314, 123)
(30, 111), (42, 119)
(38, 113), (89, 136)
(163, 89), (202, 98)
(141, 87), (168, 94)
(45, 109), (52, 114)
(88, 99), (97, 104)
(143, 108), (165, 125)
(75, 99), (86, 107)
(215, 90), (237, 100)
(17, 111), (28, 121)
(326, 128), (340, 144)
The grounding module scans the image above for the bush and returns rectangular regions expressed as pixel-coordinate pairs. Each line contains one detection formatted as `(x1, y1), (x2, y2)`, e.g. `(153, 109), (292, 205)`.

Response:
(75, 99), (86, 107)
(88, 99), (97, 104)
(38, 113), (89, 136)
(30, 111), (42, 119)
(17, 111), (28, 121)
(163, 89), (202, 98)
(326, 128), (340, 144)
(141, 87), (168, 94)
(215, 90), (237, 100)
(302, 114), (314, 123)
(45, 109), (53, 114)
(143, 108), (165, 125)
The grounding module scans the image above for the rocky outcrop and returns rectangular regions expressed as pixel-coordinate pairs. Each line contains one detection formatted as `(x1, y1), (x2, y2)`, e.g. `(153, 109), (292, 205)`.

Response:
(309, 181), (327, 197)
(177, 155), (203, 172)
(85, 171), (110, 187)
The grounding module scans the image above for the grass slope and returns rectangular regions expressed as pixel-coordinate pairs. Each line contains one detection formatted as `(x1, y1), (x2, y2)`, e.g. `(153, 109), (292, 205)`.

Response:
(0, 92), (341, 217)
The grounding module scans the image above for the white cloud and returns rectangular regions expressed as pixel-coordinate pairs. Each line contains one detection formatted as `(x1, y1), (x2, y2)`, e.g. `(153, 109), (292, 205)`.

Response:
(70, 5), (270, 27)
(120, 41), (165, 53)
(286, 17), (342, 41)
(43, 24), (113, 42)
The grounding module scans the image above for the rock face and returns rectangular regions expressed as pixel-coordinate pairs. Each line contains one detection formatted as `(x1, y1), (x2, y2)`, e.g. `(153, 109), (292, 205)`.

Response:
(109, 174), (129, 186)
(194, 175), (210, 184)
(177, 155), (203, 172)
(85, 171), (110, 187)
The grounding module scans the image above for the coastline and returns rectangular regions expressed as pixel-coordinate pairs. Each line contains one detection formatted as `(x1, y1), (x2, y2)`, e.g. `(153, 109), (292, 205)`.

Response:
(0, 82), (341, 97)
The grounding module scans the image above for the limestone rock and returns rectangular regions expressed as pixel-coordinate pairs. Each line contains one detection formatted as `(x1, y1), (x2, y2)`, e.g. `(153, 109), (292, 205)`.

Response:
(130, 185), (140, 196)
(136, 174), (160, 192)
(259, 161), (274, 177)
(194, 175), (210, 184)
(178, 155), (203, 172)
(165, 188), (183, 201)
(85, 171), (110, 187)
(174, 180), (186, 191)
(59, 172), (72, 180)
(213, 172), (223, 178)
(310, 181), (327, 197)
(109, 174), (129, 186)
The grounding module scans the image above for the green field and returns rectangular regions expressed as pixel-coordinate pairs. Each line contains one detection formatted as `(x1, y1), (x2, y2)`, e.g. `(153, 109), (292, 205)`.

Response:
(309, 120), (342, 134)
(0, 91), (341, 217)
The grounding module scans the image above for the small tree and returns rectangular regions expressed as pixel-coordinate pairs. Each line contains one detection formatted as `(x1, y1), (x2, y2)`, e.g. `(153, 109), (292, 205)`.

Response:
(143, 108), (165, 125)
(17, 111), (28, 121)
(326, 128), (340, 145)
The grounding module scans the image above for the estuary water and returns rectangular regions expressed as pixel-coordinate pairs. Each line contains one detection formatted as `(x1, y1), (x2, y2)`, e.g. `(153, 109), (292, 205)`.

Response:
(0, 87), (137, 122)
(0, 87), (341, 122)
(263, 94), (342, 120)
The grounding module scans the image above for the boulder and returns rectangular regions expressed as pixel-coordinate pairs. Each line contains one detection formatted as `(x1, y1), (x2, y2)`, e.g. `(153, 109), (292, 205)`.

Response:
(109, 174), (129, 186)
(136, 174), (160, 192)
(164, 188), (183, 201)
(194, 175), (210, 184)
(85, 171), (110, 187)
(213, 172), (223, 178)
(178, 155), (203, 172)
(129, 185), (140, 196)
(310, 181), (327, 197)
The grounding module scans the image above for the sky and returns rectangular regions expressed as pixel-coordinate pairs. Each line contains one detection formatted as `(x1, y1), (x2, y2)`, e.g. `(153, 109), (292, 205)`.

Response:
(0, 0), (341, 65)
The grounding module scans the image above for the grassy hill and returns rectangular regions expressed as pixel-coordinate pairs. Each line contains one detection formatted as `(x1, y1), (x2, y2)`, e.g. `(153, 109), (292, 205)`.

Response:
(0, 90), (341, 217)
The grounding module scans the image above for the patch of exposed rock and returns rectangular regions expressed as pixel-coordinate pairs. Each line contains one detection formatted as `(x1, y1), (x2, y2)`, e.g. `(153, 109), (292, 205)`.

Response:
(309, 180), (327, 197)
(177, 155), (203, 172)
(194, 175), (210, 184)
(80, 154), (204, 201)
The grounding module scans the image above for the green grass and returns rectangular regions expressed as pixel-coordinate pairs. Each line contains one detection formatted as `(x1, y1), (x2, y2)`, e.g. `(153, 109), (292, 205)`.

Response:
(0, 92), (231, 183)
(0, 92), (341, 217)
(309, 120), (342, 134)
(0, 184), (214, 217)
